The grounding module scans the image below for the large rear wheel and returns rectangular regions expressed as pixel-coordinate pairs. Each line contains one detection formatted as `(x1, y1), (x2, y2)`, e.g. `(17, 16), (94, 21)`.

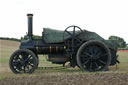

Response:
(77, 40), (111, 72)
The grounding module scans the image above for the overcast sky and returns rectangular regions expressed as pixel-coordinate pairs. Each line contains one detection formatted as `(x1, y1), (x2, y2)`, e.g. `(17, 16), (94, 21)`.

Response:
(0, 0), (128, 43)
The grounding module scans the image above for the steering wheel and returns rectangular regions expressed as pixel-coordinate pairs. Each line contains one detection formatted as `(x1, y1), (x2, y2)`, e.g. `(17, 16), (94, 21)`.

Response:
(63, 25), (83, 48)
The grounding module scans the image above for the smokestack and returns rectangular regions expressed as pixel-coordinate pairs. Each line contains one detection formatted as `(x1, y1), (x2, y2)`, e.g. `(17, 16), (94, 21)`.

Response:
(27, 14), (33, 40)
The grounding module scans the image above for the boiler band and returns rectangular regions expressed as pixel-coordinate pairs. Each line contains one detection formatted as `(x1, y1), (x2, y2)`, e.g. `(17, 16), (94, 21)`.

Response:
(36, 45), (66, 54)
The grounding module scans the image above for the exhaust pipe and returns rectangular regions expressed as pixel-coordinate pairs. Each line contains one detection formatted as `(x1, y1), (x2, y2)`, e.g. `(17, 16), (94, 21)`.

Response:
(27, 14), (33, 40)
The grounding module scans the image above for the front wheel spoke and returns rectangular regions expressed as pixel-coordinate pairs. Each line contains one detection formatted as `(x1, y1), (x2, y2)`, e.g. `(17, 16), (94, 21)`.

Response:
(17, 56), (22, 60)
(20, 66), (24, 72)
(14, 65), (21, 71)
(18, 66), (23, 72)
(28, 63), (34, 67)
(25, 55), (32, 62)
(13, 60), (19, 65)
(21, 54), (25, 61)
(21, 52), (28, 59)
(26, 65), (30, 71)
(29, 59), (34, 64)
(20, 56), (25, 64)
(24, 65), (26, 73)
(20, 60), (25, 65)
(99, 60), (106, 65)
(15, 54), (20, 60)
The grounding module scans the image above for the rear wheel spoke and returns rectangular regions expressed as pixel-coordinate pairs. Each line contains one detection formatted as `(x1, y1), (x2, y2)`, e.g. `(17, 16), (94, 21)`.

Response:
(99, 60), (106, 65)
(83, 57), (90, 61)
(89, 47), (94, 54)
(89, 62), (93, 71)
(100, 54), (107, 57)
(94, 62), (99, 68)
(83, 52), (91, 57)
(81, 54), (89, 58)
(83, 60), (89, 65)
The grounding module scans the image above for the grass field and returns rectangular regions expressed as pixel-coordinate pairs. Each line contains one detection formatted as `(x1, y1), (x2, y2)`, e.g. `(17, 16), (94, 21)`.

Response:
(0, 40), (128, 85)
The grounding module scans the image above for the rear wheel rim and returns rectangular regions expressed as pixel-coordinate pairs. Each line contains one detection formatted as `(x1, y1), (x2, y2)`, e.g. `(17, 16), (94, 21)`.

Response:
(77, 41), (111, 72)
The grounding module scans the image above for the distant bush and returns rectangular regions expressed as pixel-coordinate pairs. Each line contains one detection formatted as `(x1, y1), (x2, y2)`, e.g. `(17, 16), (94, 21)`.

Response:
(118, 47), (128, 50)
(0, 37), (20, 42)
(21, 35), (42, 40)
(109, 35), (127, 48)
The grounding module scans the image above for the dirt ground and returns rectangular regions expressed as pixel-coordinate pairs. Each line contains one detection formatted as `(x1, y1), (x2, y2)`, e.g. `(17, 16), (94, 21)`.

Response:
(1, 40), (128, 85)
(0, 73), (128, 85)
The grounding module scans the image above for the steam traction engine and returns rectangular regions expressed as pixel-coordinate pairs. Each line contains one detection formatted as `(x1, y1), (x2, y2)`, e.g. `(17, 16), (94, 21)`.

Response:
(9, 14), (119, 73)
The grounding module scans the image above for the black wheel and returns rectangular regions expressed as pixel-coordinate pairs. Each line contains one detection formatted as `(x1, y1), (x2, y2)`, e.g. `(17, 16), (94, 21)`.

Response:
(77, 40), (111, 72)
(36, 55), (39, 68)
(9, 49), (38, 74)
(35, 54), (39, 68)
(63, 25), (83, 48)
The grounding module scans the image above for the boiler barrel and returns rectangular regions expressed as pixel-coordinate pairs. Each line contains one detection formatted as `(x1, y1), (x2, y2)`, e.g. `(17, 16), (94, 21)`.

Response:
(36, 45), (66, 54)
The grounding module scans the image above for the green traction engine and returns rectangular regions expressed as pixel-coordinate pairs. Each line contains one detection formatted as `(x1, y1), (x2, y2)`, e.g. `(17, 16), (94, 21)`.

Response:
(9, 14), (119, 74)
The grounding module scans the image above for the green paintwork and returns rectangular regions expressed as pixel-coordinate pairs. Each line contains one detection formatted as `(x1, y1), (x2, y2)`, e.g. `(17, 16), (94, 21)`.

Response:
(43, 28), (119, 50)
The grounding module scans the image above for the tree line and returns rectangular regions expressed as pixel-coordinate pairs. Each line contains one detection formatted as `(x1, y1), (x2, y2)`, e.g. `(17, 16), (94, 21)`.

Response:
(108, 36), (127, 48)
(0, 37), (20, 42)
(21, 35), (42, 40)
(0, 35), (127, 48)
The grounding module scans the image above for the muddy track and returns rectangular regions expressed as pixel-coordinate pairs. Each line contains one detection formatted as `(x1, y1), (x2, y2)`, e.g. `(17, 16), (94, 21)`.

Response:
(0, 73), (128, 85)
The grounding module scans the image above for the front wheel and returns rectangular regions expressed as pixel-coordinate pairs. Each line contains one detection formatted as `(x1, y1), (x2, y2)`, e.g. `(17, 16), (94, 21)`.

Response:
(9, 49), (38, 74)
(76, 40), (111, 72)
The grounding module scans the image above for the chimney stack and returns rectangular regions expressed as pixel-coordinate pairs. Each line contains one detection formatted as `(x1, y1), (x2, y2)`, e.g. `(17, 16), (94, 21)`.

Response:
(27, 14), (33, 40)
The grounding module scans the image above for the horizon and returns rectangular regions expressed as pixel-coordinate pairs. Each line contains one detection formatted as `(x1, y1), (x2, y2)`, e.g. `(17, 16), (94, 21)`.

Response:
(0, 29), (127, 44)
